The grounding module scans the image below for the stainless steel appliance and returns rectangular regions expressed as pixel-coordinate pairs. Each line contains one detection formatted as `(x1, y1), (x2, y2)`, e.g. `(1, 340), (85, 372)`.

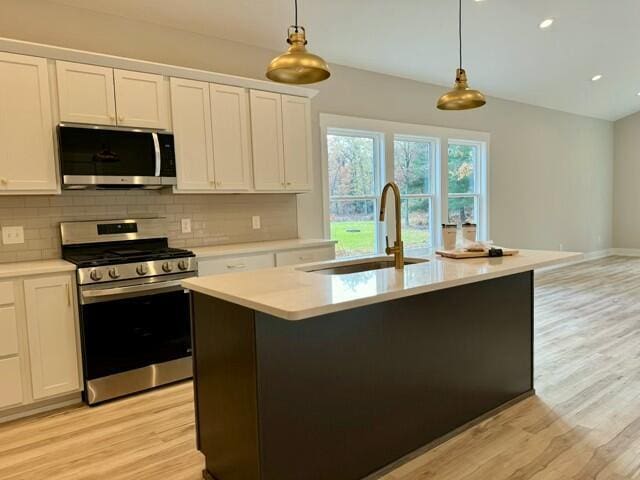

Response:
(58, 125), (176, 189)
(60, 218), (196, 405)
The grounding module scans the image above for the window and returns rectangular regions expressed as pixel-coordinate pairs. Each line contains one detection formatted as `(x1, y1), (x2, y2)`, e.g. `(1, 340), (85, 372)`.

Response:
(393, 136), (436, 250)
(322, 115), (489, 257)
(327, 130), (382, 258)
(448, 142), (482, 228)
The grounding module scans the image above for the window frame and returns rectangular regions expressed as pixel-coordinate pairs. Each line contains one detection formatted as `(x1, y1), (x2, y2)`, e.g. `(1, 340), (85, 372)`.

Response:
(320, 114), (490, 257)
(324, 127), (385, 257)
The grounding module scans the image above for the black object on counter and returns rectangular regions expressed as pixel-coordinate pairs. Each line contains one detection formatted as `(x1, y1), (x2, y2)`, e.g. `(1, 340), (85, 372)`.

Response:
(488, 247), (504, 257)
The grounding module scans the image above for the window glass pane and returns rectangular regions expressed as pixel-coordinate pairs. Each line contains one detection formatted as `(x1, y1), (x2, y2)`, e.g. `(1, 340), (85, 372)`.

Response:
(448, 144), (477, 194)
(394, 138), (431, 194)
(400, 197), (432, 249)
(330, 199), (376, 258)
(328, 134), (375, 197)
(448, 196), (476, 224)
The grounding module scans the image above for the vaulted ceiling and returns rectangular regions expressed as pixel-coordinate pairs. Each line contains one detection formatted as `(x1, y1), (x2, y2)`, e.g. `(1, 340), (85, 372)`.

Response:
(46, 0), (640, 120)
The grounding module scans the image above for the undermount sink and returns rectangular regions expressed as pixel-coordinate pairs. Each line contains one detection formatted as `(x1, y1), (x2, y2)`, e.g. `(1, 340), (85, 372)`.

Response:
(302, 257), (428, 275)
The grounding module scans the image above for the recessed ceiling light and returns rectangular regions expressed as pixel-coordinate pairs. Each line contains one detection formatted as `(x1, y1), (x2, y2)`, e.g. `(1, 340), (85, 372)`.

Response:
(539, 18), (554, 29)
(591, 74), (603, 82)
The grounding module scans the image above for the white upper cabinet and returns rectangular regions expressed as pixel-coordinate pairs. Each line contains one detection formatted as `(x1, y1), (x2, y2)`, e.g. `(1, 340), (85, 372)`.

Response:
(114, 69), (170, 130)
(57, 61), (170, 129)
(24, 275), (80, 400)
(56, 61), (117, 126)
(170, 78), (215, 191)
(250, 90), (285, 191)
(281, 95), (312, 191)
(209, 84), (252, 191)
(0, 52), (57, 193)
(250, 90), (312, 192)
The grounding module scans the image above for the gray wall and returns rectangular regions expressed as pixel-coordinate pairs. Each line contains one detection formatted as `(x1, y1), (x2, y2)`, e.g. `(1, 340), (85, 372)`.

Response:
(613, 111), (640, 248)
(0, 0), (615, 253)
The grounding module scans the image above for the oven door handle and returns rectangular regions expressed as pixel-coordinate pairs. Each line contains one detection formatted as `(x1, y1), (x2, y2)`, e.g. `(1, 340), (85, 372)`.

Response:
(80, 280), (187, 305)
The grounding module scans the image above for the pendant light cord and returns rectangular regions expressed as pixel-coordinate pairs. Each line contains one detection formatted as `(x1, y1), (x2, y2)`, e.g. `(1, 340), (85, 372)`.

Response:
(459, 0), (463, 69)
(294, 0), (299, 32)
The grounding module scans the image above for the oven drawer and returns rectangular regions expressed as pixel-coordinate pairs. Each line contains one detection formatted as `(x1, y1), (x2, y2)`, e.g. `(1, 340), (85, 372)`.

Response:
(198, 253), (275, 276)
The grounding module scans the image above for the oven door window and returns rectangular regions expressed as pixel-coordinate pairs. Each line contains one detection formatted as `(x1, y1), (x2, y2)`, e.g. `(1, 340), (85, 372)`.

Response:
(80, 290), (191, 380)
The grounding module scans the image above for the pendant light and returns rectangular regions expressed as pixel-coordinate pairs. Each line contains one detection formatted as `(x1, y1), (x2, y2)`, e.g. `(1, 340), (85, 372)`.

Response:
(266, 0), (330, 85)
(437, 0), (486, 110)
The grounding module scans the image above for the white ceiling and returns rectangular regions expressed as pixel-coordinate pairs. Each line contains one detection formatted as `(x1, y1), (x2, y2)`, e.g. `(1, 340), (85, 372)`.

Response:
(45, 0), (640, 121)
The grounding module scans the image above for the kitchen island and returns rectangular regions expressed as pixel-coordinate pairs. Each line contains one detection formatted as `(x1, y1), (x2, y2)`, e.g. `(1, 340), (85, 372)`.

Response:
(183, 250), (580, 480)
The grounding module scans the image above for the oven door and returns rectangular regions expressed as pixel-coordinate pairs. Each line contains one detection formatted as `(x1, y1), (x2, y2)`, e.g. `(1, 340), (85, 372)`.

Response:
(79, 280), (192, 384)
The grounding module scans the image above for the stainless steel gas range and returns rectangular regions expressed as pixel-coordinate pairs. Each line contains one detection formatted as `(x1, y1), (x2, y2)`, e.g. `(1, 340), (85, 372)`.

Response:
(60, 218), (197, 405)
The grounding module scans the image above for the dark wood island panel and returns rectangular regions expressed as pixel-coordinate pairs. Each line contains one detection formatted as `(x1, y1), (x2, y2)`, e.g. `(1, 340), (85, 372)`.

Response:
(191, 271), (534, 480)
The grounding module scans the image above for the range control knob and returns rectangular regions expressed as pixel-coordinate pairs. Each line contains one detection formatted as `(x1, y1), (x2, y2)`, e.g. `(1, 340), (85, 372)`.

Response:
(108, 267), (121, 279)
(136, 264), (149, 276)
(89, 269), (103, 281)
(162, 261), (173, 273)
(177, 259), (189, 271)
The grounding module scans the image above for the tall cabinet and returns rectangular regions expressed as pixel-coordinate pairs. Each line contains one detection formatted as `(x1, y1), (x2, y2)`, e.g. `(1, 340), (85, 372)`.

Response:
(0, 52), (57, 193)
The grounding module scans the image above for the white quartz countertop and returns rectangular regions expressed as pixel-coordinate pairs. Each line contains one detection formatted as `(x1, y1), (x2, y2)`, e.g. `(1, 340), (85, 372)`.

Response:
(182, 249), (582, 321)
(0, 259), (76, 279)
(190, 238), (337, 259)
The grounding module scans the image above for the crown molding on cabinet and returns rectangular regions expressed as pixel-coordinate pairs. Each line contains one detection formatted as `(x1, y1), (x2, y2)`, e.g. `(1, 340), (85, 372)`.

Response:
(0, 36), (319, 99)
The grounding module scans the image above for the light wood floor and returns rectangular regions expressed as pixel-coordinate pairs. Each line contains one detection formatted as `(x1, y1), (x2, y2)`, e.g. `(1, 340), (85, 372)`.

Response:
(2, 256), (640, 479)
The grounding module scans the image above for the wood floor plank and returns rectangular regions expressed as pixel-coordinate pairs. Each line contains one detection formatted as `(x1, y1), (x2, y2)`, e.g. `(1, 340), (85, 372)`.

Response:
(1, 256), (639, 479)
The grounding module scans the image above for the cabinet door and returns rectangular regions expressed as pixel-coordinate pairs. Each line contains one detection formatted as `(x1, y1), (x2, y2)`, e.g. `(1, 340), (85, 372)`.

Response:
(170, 78), (215, 191)
(0, 357), (23, 409)
(282, 95), (313, 191)
(24, 275), (80, 400)
(56, 61), (116, 125)
(250, 90), (285, 191)
(114, 69), (169, 129)
(210, 84), (252, 191)
(0, 53), (57, 193)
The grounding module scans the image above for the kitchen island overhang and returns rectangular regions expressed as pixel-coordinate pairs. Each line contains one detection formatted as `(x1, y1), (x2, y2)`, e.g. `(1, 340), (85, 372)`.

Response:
(184, 250), (581, 480)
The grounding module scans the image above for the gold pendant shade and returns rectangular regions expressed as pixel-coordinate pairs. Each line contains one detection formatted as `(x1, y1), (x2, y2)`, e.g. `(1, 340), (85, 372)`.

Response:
(437, 68), (486, 110)
(266, 27), (330, 85)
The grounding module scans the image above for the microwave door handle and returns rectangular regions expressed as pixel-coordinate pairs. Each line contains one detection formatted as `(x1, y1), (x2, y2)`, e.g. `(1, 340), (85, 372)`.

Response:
(152, 132), (161, 177)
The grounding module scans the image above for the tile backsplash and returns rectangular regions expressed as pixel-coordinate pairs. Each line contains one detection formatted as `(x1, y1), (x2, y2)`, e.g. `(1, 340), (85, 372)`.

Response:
(0, 190), (298, 263)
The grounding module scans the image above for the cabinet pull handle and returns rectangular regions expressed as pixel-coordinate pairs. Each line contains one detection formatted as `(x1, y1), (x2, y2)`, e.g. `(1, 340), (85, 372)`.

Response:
(66, 283), (71, 306)
(226, 264), (246, 269)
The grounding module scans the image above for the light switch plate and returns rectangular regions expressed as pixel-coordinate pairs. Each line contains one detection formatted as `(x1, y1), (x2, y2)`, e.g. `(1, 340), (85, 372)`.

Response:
(2, 226), (24, 245)
(252, 216), (261, 230)
(181, 218), (192, 234)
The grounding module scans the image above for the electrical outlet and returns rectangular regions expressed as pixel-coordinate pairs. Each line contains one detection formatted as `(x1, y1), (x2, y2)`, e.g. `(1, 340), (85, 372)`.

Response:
(2, 226), (24, 245)
(181, 218), (192, 234)
(252, 216), (261, 230)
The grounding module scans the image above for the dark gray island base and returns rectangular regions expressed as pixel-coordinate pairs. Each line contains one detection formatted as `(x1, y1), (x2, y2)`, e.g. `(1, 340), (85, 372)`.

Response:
(190, 271), (534, 480)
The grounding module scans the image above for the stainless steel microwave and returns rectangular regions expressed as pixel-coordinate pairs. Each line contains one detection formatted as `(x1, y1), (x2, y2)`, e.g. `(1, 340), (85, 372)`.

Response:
(58, 125), (177, 189)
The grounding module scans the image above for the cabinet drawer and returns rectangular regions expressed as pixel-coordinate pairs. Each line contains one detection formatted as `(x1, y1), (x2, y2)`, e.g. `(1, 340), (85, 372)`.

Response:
(198, 253), (275, 276)
(0, 281), (14, 305)
(275, 246), (335, 267)
(0, 357), (23, 409)
(0, 306), (18, 356)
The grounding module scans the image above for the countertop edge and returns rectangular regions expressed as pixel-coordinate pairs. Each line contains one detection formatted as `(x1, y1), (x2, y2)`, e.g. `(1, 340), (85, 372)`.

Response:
(0, 259), (76, 279)
(183, 251), (583, 321)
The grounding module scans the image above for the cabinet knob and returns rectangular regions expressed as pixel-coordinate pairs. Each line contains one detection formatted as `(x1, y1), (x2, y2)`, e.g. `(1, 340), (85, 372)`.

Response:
(109, 114), (116, 121)
(118, 115), (125, 122)
(286, 182), (292, 186)
(0, 178), (7, 185)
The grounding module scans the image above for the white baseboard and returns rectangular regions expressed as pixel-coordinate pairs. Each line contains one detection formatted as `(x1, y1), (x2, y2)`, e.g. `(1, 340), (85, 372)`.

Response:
(0, 393), (82, 424)
(609, 248), (640, 257)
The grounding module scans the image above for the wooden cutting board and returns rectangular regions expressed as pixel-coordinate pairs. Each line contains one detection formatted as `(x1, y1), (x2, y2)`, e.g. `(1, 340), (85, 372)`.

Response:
(436, 248), (519, 259)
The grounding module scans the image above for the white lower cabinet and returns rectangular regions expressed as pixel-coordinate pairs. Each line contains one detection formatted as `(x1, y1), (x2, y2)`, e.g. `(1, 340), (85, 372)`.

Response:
(0, 357), (23, 409)
(198, 253), (275, 276)
(275, 246), (335, 267)
(0, 272), (81, 417)
(24, 275), (80, 400)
